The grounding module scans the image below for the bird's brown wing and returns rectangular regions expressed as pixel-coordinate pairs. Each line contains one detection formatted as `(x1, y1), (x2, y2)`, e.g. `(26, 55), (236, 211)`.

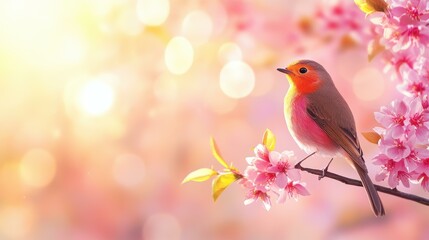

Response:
(306, 101), (368, 172)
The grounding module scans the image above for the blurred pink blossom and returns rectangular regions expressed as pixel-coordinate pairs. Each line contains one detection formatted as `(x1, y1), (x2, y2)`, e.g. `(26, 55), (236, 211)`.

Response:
(315, 1), (373, 49)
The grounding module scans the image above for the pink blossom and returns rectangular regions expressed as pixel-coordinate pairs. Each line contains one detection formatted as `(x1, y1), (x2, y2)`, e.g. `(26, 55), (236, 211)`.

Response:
(381, 134), (414, 160)
(414, 157), (429, 178)
(253, 144), (270, 162)
(240, 144), (309, 210)
(266, 151), (300, 188)
(374, 154), (412, 188)
(414, 157), (429, 191)
(397, 65), (428, 96)
(417, 173), (429, 191)
(374, 100), (408, 138)
(381, 49), (418, 82)
(391, 16), (429, 52)
(242, 179), (272, 211)
(365, 0), (429, 192)
(315, 1), (373, 49)
(388, 0), (429, 22)
(277, 182), (310, 203)
(373, 96), (429, 190)
(371, 0), (429, 53)
(403, 148), (429, 172)
(407, 98), (429, 142)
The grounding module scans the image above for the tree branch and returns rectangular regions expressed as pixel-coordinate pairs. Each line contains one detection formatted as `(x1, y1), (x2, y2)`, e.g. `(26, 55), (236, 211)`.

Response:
(294, 161), (429, 206)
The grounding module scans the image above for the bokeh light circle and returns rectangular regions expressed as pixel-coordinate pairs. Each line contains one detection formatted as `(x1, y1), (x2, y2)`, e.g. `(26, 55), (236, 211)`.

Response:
(137, 0), (170, 26)
(182, 10), (213, 45)
(19, 148), (56, 188)
(218, 42), (242, 64)
(165, 37), (194, 75)
(219, 61), (255, 98)
(77, 79), (115, 116)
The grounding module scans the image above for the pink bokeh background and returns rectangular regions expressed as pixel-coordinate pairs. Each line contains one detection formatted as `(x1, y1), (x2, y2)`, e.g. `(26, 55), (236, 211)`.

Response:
(0, 0), (428, 239)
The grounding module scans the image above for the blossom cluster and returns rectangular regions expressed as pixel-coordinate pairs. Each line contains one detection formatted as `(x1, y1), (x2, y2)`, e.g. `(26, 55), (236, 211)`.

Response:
(369, 0), (429, 95)
(365, 0), (429, 191)
(373, 98), (429, 190)
(182, 130), (309, 211)
(239, 144), (309, 211)
(315, 1), (374, 49)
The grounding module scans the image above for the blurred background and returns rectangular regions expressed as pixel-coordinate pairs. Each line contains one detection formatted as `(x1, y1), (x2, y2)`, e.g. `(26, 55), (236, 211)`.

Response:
(0, 0), (428, 239)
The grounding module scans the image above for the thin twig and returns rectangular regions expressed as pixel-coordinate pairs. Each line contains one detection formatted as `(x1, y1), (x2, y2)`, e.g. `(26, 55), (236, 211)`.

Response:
(294, 161), (429, 206)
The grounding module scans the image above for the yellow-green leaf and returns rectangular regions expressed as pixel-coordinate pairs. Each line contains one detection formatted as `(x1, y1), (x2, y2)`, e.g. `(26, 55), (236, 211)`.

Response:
(182, 168), (218, 184)
(212, 173), (240, 201)
(262, 129), (276, 151)
(361, 131), (381, 144)
(354, 0), (375, 14)
(354, 0), (387, 14)
(210, 137), (228, 168)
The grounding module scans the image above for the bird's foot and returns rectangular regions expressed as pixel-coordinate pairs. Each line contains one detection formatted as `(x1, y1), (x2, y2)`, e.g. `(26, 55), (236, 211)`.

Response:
(318, 158), (333, 180)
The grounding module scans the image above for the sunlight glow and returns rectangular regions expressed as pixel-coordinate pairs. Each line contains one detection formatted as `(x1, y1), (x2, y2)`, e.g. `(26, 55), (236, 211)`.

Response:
(78, 79), (115, 116)
(0, 0), (66, 66)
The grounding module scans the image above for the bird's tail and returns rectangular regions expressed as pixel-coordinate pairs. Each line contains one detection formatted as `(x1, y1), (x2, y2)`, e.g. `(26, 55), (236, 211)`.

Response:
(356, 166), (385, 216)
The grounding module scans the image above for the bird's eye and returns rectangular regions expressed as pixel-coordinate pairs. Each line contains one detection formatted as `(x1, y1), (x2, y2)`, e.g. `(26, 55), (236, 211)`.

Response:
(299, 67), (308, 74)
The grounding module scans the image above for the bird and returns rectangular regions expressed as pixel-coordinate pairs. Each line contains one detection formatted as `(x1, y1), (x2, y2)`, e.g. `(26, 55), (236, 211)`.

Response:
(277, 59), (385, 216)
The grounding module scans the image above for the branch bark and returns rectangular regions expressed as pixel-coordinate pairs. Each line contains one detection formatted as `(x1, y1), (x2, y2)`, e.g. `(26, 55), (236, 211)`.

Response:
(294, 160), (429, 206)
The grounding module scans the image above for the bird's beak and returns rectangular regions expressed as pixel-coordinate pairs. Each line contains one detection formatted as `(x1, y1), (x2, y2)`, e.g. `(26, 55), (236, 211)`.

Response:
(277, 68), (292, 75)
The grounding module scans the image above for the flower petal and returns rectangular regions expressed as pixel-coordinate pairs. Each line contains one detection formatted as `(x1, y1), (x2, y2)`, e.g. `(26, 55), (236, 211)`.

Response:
(294, 183), (310, 196)
(287, 169), (301, 181)
(275, 173), (288, 189)
(269, 151), (282, 164)
(277, 191), (287, 204)
(260, 193), (271, 211)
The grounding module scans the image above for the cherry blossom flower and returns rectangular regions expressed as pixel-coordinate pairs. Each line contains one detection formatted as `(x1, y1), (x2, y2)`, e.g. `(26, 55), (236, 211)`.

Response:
(374, 99), (408, 138)
(266, 151), (300, 188)
(374, 154), (413, 188)
(367, 0), (429, 192)
(418, 173), (429, 191)
(241, 178), (272, 211)
(407, 98), (429, 142)
(278, 182), (310, 204)
(379, 135), (413, 160)
(239, 144), (309, 210)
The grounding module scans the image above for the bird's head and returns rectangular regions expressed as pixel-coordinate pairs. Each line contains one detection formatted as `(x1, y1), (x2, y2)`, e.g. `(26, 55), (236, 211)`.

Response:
(277, 60), (331, 94)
